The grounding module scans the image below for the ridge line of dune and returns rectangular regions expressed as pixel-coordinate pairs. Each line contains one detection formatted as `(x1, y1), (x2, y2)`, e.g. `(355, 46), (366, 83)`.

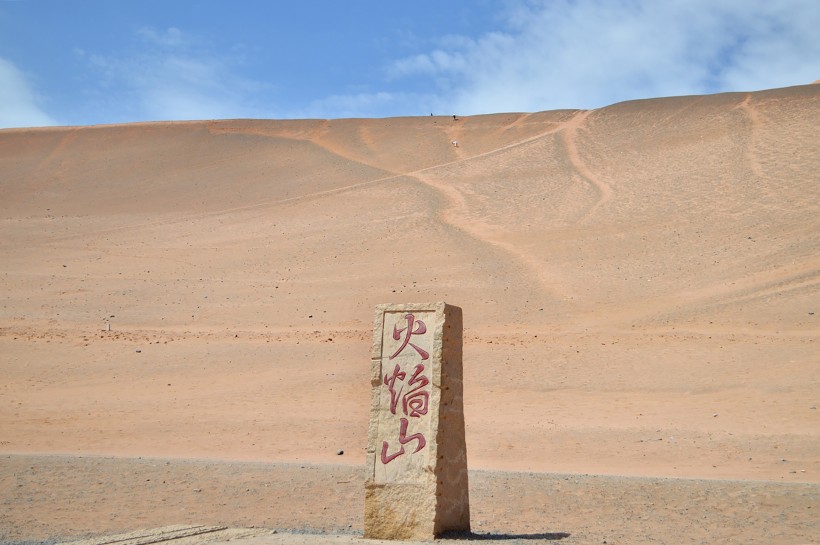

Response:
(588, 256), (820, 328)
(396, 111), (594, 301)
(562, 110), (614, 224)
(666, 260), (820, 319)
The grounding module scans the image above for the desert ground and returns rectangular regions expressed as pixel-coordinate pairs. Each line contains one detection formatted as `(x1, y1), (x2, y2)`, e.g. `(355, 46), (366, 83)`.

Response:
(1, 83), (818, 544)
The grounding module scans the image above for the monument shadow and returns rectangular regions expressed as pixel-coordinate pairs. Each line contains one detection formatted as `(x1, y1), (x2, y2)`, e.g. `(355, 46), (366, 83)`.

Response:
(438, 530), (571, 541)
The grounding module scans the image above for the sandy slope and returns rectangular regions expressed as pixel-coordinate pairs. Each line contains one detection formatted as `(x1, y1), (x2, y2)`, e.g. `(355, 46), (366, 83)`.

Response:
(1, 84), (818, 541)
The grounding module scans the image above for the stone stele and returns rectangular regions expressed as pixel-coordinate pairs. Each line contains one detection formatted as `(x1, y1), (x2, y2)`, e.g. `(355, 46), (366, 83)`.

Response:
(364, 302), (470, 540)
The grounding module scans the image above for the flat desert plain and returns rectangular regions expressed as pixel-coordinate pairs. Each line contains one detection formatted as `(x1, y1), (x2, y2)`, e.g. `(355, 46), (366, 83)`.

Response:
(1, 84), (818, 544)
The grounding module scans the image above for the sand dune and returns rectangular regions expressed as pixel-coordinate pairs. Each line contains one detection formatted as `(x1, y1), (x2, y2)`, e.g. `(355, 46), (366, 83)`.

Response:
(1, 84), (818, 541)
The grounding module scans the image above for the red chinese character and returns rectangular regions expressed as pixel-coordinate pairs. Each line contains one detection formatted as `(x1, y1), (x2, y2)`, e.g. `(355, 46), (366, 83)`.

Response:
(381, 417), (426, 464)
(383, 363), (406, 415)
(389, 313), (429, 360)
(402, 364), (429, 417)
(384, 363), (429, 417)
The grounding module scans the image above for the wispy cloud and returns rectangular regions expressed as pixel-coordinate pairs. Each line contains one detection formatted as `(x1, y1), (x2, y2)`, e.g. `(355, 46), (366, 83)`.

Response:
(0, 57), (58, 128)
(386, 0), (820, 115)
(5, 1), (818, 126)
(297, 91), (443, 120)
(78, 27), (269, 122)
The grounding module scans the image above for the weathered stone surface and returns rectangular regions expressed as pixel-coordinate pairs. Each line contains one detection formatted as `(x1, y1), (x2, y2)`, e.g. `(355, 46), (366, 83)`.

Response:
(364, 302), (470, 540)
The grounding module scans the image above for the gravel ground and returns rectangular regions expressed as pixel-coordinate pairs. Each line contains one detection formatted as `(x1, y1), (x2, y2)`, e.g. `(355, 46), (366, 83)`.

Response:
(1, 455), (818, 545)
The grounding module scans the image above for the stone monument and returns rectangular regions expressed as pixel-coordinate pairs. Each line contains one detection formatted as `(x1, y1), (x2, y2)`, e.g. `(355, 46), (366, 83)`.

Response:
(364, 302), (470, 539)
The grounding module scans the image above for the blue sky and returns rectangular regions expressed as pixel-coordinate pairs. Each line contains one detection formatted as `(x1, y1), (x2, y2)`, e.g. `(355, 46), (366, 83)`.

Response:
(1, 0), (818, 128)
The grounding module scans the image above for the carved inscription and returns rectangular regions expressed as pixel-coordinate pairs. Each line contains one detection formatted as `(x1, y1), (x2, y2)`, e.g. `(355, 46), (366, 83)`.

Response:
(375, 311), (434, 482)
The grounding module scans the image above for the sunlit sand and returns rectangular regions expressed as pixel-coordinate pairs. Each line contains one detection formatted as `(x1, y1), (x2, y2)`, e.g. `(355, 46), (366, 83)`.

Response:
(1, 83), (818, 543)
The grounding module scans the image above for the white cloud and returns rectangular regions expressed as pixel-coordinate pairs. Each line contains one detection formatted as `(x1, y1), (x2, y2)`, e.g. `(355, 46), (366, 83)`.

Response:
(389, 54), (438, 77)
(136, 26), (186, 48)
(0, 57), (58, 128)
(14, 2), (817, 125)
(715, 1), (820, 90)
(387, 0), (820, 114)
(299, 91), (440, 120)
(79, 27), (269, 122)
